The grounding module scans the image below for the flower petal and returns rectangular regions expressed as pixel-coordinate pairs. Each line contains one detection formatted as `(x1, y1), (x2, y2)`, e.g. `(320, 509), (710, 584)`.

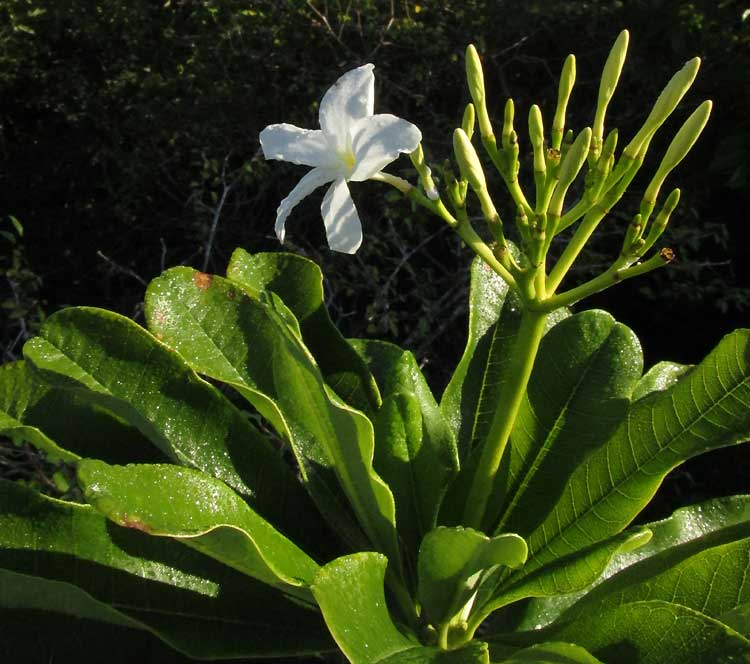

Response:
(319, 64), (375, 154)
(260, 123), (337, 168)
(274, 167), (337, 243)
(349, 114), (422, 181)
(321, 179), (362, 254)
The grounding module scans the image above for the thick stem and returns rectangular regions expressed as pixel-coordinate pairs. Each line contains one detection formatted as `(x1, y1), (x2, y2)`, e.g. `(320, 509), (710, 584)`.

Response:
(462, 309), (548, 529)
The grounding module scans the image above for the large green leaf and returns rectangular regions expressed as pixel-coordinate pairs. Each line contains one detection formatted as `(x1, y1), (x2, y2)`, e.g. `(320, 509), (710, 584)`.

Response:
(77, 460), (319, 598)
(226, 248), (381, 412)
(519, 495), (750, 629)
(312, 552), (489, 663)
(494, 310), (642, 537)
(0, 360), (161, 464)
(501, 329), (750, 589)
(145, 266), (367, 553)
(473, 529), (651, 627)
(418, 526), (527, 626)
(512, 600), (750, 664)
(555, 521), (750, 624)
(352, 339), (459, 554)
(0, 361), (78, 463)
(0, 480), (332, 659)
(22, 306), (320, 548)
(493, 642), (602, 663)
(145, 268), (400, 567)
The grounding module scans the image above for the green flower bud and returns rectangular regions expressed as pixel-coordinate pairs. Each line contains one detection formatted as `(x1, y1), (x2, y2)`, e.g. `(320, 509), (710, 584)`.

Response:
(466, 44), (493, 138)
(624, 57), (701, 158)
(410, 144), (440, 201)
(643, 100), (712, 205)
(462, 103), (476, 140)
(549, 127), (592, 218)
(593, 30), (629, 154)
(529, 104), (546, 175)
(453, 127), (487, 193)
(502, 98), (515, 150)
(552, 54), (576, 150)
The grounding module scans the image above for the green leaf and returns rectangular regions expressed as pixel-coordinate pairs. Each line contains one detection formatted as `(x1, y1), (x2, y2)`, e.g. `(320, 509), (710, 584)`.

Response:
(0, 480), (332, 659)
(22, 307), (319, 548)
(0, 360), (161, 464)
(475, 529), (651, 625)
(555, 521), (750, 625)
(719, 603), (750, 638)
(226, 249), (381, 412)
(505, 329), (750, 588)
(378, 642), (490, 663)
(493, 642), (603, 663)
(0, 361), (78, 464)
(145, 268), (401, 568)
(632, 360), (691, 401)
(519, 495), (750, 630)
(513, 601), (750, 664)
(494, 310), (643, 538)
(352, 339), (459, 553)
(312, 552), (417, 663)
(418, 526), (527, 626)
(77, 460), (319, 598)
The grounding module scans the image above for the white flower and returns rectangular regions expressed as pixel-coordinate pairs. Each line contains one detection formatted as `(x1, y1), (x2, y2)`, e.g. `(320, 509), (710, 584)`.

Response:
(260, 64), (422, 254)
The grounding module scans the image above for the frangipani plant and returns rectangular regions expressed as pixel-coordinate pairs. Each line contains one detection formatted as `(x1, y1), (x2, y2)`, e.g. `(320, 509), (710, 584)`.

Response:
(2, 31), (750, 664)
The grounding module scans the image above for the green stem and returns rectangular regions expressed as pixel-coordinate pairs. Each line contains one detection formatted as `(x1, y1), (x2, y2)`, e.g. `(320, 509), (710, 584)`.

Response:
(540, 249), (674, 312)
(462, 309), (548, 529)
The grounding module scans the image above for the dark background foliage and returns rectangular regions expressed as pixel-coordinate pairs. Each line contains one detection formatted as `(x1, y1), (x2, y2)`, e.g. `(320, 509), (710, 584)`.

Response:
(1, 0), (748, 603)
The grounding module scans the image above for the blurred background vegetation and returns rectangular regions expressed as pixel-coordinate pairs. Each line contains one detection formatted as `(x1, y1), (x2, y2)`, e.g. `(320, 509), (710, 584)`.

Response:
(1, 0), (748, 532)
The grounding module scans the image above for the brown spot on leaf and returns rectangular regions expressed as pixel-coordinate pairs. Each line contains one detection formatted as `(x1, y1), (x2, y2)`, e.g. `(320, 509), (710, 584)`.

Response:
(119, 514), (152, 533)
(226, 288), (236, 300)
(193, 272), (213, 290)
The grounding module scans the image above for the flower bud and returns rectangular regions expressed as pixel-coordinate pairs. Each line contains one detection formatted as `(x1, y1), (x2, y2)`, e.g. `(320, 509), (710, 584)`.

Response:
(410, 143), (440, 201)
(453, 128), (487, 193)
(462, 103), (476, 140)
(502, 98), (515, 150)
(529, 104), (546, 175)
(552, 54), (576, 150)
(593, 30), (629, 153)
(466, 44), (493, 138)
(624, 57), (701, 158)
(549, 127), (592, 217)
(639, 188), (681, 255)
(643, 100), (712, 204)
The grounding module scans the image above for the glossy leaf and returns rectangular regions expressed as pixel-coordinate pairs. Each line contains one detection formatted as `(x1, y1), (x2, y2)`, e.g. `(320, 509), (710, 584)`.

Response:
(352, 338), (458, 553)
(312, 552), (417, 663)
(495, 310), (642, 537)
(77, 460), (319, 598)
(535, 601), (749, 664)
(0, 361), (78, 464)
(632, 360), (691, 401)
(519, 495), (750, 629)
(226, 248), (381, 412)
(494, 642), (602, 663)
(0, 480), (332, 659)
(313, 552), (489, 663)
(475, 529), (651, 624)
(507, 330), (750, 586)
(22, 306), (319, 547)
(0, 360), (161, 464)
(555, 521), (750, 624)
(145, 268), (400, 567)
(145, 266), (365, 552)
(418, 526), (527, 626)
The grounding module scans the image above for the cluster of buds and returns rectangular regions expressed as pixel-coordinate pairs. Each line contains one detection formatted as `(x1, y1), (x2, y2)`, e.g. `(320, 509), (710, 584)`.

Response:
(408, 30), (711, 312)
